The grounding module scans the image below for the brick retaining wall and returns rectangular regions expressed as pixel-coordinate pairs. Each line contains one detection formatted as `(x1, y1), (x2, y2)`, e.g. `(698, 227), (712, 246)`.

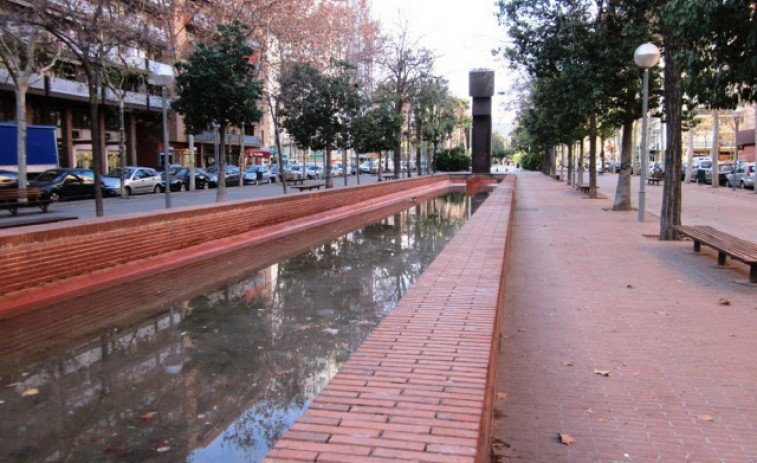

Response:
(0, 176), (455, 297)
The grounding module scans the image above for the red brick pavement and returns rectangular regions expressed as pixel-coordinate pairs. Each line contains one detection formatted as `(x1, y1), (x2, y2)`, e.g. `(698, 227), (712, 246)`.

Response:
(264, 177), (516, 462)
(492, 172), (757, 462)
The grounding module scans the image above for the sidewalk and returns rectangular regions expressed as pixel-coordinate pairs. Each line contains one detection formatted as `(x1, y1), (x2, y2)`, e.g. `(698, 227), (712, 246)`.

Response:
(492, 172), (756, 462)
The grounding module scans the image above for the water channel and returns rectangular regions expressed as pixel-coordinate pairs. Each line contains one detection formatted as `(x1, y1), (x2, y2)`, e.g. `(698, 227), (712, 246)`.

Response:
(0, 190), (488, 462)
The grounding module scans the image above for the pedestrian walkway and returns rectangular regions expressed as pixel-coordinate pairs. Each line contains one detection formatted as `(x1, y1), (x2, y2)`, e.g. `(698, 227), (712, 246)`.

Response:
(492, 172), (757, 462)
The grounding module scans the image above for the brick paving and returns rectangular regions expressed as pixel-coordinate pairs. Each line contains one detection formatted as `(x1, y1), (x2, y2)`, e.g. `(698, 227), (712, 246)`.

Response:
(264, 177), (516, 462)
(492, 172), (757, 462)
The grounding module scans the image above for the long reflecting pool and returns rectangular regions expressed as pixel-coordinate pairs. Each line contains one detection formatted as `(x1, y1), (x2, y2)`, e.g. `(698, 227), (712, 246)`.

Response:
(0, 190), (484, 462)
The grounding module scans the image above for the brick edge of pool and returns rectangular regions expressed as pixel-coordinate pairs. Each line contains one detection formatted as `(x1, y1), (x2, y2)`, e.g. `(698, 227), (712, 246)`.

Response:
(264, 176), (516, 463)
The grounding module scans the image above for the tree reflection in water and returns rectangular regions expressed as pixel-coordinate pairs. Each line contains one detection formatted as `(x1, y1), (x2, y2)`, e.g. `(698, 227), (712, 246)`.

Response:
(0, 191), (475, 463)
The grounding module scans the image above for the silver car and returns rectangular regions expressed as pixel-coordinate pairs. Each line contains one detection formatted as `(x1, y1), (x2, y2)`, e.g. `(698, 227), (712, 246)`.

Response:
(103, 166), (164, 195)
(726, 163), (755, 189)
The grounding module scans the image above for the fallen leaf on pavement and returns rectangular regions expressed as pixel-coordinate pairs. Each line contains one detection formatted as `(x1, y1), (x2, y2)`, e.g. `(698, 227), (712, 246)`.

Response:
(697, 415), (715, 422)
(563, 361), (574, 367)
(139, 412), (156, 422)
(626, 285), (634, 289)
(154, 441), (171, 452)
(21, 388), (39, 397)
(594, 369), (612, 377)
(558, 433), (576, 445)
(104, 446), (130, 455)
(718, 298), (731, 306)
(496, 392), (508, 400)
(655, 311), (670, 316)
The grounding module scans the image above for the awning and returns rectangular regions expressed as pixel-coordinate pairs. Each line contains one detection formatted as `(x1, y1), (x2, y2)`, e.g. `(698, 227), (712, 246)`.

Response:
(245, 149), (272, 158)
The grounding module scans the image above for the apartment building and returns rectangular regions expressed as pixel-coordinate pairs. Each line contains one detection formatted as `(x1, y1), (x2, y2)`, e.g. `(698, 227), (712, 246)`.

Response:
(0, 0), (267, 174)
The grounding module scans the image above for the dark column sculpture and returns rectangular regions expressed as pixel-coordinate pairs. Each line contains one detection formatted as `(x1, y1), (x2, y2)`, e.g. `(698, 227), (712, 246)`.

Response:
(469, 70), (494, 174)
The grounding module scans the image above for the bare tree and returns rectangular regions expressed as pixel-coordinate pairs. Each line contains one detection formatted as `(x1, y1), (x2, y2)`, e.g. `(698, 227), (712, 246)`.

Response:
(0, 2), (58, 189)
(377, 22), (433, 178)
(38, 0), (163, 216)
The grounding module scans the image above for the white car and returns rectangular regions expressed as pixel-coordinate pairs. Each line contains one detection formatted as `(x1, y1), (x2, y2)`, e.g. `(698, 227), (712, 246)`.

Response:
(103, 166), (163, 195)
(330, 164), (343, 176)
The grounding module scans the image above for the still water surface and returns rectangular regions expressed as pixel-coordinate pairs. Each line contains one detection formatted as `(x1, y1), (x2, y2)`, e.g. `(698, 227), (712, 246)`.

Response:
(0, 191), (483, 462)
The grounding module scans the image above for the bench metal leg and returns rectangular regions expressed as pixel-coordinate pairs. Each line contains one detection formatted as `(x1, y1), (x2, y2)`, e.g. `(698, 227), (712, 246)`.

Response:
(751, 265), (756, 284)
(717, 252), (727, 266)
(693, 241), (701, 252)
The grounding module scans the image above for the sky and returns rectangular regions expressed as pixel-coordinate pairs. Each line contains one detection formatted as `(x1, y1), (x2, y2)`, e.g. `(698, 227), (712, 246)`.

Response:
(370, 0), (519, 135)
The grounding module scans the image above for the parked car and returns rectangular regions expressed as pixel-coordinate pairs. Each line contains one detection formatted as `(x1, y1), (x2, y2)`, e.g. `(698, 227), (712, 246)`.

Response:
(160, 171), (185, 192)
(244, 165), (272, 185)
(305, 164), (324, 179)
(726, 162), (755, 189)
(0, 169), (20, 188)
(172, 167), (211, 190)
(28, 168), (96, 201)
(330, 163), (343, 177)
(103, 166), (163, 195)
(691, 159), (712, 183)
(705, 162), (734, 186)
(206, 165), (242, 187)
(360, 161), (373, 174)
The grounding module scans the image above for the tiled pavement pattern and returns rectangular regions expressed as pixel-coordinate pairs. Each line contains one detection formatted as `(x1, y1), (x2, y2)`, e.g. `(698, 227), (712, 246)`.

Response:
(264, 177), (516, 462)
(492, 172), (757, 462)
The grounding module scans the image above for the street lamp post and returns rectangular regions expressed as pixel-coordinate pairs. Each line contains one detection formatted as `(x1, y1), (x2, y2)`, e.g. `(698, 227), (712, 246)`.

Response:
(150, 67), (175, 209)
(634, 42), (660, 222)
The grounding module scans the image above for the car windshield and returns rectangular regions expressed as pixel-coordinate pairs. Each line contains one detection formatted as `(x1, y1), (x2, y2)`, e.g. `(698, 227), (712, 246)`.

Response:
(106, 167), (134, 177)
(35, 170), (66, 182)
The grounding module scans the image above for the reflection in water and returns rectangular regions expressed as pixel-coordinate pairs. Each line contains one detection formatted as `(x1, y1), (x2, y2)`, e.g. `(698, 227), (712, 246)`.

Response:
(0, 191), (477, 463)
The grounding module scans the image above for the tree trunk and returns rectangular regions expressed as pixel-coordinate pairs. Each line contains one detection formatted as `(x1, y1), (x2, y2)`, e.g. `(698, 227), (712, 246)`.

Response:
(342, 147), (347, 186)
(14, 82), (29, 190)
(239, 124), (245, 188)
(325, 148), (333, 188)
(88, 77), (104, 217)
(118, 99), (127, 199)
(589, 113), (597, 198)
(394, 99), (403, 178)
(613, 121), (634, 210)
(685, 129), (694, 183)
(577, 140), (584, 187)
(416, 120), (423, 176)
(711, 109), (719, 189)
(377, 151), (383, 181)
(217, 126), (227, 202)
(566, 144), (573, 186)
(268, 95), (287, 194)
(659, 32), (683, 240)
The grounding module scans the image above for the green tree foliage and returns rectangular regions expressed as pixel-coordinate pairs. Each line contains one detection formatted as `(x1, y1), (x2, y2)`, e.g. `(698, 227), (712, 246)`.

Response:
(663, 0), (757, 108)
(353, 97), (404, 155)
(279, 60), (364, 188)
(172, 21), (263, 201)
(435, 146), (471, 172)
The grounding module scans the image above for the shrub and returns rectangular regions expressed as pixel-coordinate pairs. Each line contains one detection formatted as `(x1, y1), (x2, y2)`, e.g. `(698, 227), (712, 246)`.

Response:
(435, 146), (472, 172)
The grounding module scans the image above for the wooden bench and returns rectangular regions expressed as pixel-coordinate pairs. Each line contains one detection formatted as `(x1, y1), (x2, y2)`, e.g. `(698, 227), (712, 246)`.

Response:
(647, 177), (663, 185)
(552, 174), (562, 181)
(578, 185), (598, 195)
(380, 173), (396, 180)
(291, 182), (325, 192)
(0, 187), (52, 216)
(673, 225), (757, 283)
(285, 177), (305, 185)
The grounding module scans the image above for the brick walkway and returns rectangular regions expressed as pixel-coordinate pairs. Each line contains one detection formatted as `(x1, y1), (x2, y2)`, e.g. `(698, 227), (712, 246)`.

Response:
(265, 177), (516, 462)
(492, 172), (757, 462)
